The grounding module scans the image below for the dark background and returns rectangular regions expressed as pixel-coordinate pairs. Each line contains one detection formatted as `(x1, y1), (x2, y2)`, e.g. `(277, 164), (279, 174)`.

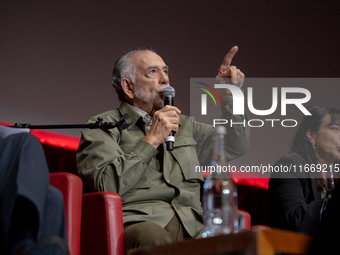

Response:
(1, 1), (339, 135)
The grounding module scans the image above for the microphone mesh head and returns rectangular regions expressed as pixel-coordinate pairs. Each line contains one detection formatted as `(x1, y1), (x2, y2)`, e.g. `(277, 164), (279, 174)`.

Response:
(162, 86), (175, 98)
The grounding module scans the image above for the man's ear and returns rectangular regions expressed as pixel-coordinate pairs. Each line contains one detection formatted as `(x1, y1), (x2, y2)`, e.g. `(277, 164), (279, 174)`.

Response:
(121, 78), (134, 100)
(306, 129), (316, 144)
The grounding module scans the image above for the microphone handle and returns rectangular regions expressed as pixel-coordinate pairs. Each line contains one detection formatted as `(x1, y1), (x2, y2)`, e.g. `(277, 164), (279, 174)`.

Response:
(164, 96), (174, 106)
(167, 131), (174, 151)
(164, 96), (174, 151)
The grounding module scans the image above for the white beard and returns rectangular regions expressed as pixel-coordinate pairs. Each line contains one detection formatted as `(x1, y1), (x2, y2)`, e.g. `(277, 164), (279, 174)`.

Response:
(134, 85), (166, 112)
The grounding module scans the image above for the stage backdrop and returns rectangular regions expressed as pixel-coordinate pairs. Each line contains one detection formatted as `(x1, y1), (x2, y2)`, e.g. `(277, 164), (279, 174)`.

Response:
(1, 0), (340, 224)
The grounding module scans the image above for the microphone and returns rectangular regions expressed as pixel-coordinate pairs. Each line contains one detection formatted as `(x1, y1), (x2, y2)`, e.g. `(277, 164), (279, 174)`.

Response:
(162, 86), (176, 151)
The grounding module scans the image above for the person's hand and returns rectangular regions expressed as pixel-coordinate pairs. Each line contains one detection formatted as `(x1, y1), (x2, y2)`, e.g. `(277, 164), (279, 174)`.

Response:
(216, 46), (245, 99)
(143, 105), (181, 149)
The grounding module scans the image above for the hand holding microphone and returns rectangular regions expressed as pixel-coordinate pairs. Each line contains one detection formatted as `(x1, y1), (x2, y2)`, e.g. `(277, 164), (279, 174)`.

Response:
(142, 86), (180, 150)
(162, 86), (176, 151)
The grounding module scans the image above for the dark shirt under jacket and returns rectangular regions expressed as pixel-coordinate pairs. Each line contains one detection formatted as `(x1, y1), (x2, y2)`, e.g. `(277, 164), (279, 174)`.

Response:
(267, 151), (324, 234)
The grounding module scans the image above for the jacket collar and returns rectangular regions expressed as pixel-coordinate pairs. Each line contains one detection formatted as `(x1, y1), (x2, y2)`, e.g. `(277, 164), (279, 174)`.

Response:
(118, 102), (144, 131)
(118, 101), (183, 130)
(311, 178), (322, 200)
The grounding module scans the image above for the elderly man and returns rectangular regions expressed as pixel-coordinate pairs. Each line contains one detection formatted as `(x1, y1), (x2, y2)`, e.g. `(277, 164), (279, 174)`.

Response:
(77, 46), (249, 250)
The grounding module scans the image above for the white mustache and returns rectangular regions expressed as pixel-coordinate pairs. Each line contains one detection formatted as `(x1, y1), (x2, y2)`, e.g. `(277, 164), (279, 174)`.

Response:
(156, 85), (168, 93)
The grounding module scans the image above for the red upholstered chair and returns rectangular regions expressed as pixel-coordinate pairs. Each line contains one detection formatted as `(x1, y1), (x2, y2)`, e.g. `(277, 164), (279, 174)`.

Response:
(81, 192), (124, 255)
(50, 172), (83, 255)
(80, 191), (250, 255)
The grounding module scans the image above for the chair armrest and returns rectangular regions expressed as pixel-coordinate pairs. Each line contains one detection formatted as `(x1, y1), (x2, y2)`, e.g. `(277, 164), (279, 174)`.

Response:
(81, 192), (124, 255)
(50, 172), (83, 255)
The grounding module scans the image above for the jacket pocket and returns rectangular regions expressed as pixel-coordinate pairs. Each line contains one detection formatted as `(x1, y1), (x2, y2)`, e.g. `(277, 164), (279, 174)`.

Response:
(171, 137), (204, 182)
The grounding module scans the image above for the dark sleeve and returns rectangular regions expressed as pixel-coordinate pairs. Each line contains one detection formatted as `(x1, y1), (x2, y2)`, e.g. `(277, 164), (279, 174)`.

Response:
(267, 154), (324, 234)
(308, 181), (340, 254)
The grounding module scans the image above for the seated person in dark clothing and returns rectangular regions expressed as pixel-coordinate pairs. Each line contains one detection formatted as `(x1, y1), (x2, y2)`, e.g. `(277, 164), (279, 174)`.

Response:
(266, 107), (340, 234)
(0, 127), (68, 255)
(308, 172), (340, 255)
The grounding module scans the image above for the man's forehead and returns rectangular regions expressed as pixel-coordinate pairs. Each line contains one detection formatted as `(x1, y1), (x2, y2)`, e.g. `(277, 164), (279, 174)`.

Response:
(131, 50), (166, 68)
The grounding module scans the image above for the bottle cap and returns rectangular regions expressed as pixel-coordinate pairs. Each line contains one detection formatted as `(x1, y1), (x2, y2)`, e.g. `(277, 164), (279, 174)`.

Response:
(215, 125), (227, 135)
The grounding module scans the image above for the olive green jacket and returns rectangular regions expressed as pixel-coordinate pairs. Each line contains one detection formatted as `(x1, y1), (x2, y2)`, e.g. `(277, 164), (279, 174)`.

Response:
(77, 101), (249, 237)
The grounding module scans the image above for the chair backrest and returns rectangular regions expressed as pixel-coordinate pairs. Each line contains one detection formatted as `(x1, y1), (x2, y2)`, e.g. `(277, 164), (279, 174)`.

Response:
(50, 172), (83, 255)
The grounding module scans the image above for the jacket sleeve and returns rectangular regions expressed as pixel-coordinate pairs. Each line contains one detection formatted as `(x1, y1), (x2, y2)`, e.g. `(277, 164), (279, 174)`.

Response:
(76, 123), (158, 195)
(267, 155), (324, 234)
(192, 98), (250, 166)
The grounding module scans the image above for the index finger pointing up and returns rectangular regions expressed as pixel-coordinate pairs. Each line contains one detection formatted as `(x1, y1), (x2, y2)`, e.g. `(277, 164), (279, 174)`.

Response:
(219, 46), (239, 72)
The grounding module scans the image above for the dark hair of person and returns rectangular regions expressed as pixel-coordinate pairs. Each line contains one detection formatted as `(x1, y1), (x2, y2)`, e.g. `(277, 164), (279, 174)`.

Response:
(291, 107), (340, 190)
(111, 46), (157, 101)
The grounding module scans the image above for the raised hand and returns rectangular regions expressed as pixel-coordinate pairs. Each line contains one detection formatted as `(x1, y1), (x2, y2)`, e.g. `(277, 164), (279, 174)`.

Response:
(216, 46), (245, 98)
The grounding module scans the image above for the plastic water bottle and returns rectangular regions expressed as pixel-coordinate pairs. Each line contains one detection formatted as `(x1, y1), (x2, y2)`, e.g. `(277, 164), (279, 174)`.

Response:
(202, 126), (238, 238)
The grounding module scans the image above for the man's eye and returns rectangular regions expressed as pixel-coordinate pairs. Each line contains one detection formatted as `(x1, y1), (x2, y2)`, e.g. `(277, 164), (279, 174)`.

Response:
(163, 69), (169, 74)
(329, 125), (339, 130)
(150, 69), (156, 74)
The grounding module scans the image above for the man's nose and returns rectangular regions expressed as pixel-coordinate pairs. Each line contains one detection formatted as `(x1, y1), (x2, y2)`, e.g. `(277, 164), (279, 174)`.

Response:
(159, 73), (169, 85)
